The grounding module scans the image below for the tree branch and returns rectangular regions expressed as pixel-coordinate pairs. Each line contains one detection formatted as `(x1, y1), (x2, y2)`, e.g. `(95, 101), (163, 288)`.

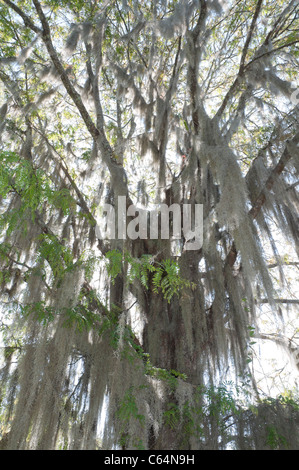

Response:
(239, 0), (263, 73)
(245, 39), (299, 70)
(226, 131), (299, 267)
(264, 0), (299, 43)
(248, 135), (299, 219)
(214, 0), (298, 120)
(32, 0), (99, 139)
(2, 0), (41, 33)
(192, 0), (207, 42)
(31, 0), (129, 198)
(258, 298), (299, 304)
(268, 261), (299, 269)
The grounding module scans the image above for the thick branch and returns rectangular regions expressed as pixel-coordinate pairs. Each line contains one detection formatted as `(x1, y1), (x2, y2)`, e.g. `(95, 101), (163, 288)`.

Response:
(2, 0), (41, 33)
(192, 0), (207, 42)
(248, 140), (296, 219)
(32, 0), (99, 140)
(258, 299), (299, 304)
(188, 0), (208, 134)
(31, 0), (129, 197)
(239, 0), (263, 73)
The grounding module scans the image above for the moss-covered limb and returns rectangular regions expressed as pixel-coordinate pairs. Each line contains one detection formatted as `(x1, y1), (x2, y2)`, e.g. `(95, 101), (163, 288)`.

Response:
(31, 120), (97, 227)
(225, 131), (299, 269)
(62, 282), (189, 385)
(31, 0), (131, 199)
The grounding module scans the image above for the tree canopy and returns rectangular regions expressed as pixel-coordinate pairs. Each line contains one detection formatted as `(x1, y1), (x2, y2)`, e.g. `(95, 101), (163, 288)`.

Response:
(0, 0), (298, 450)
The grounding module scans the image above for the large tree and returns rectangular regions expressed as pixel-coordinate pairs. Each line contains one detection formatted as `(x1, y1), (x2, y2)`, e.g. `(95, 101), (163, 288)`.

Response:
(0, 0), (298, 450)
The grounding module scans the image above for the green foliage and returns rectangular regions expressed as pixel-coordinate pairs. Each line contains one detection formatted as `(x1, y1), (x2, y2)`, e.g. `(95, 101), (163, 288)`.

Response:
(0, 150), (79, 248)
(261, 393), (299, 412)
(127, 254), (155, 290)
(205, 384), (239, 421)
(37, 233), (73, 281)
(0, 151), (49, 212)
(162, 383), (242, 448)
(81, 150), (92, 162)
(97, 305), (122, 349)
(142, 352), (187, 387)
(50, 188), (77, 216)
(20, 301), (55, 325)
(19, 296), (100, 332)
(78, 254), (99, 282)
(62, 304), (100, 332)
(163, 402), (180, 430)
(117, 387), (146, 426)
(106, 249), (124, 281)
(163, 400), (204, 448)
(116, 386), (146, 450)
(106, 249), (196, 303)
(0, 269), (12, 287)
(266, 425), (289, 450)
(151, 258), (195, 303)
(43, 0), (92, 17)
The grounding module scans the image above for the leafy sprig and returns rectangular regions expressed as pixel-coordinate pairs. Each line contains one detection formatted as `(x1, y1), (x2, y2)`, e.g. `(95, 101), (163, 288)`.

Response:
(106, 249), (196, 303)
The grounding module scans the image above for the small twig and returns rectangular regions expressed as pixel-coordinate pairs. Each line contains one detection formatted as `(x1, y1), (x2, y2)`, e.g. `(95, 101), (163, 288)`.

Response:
(123, 300), (137, 313)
